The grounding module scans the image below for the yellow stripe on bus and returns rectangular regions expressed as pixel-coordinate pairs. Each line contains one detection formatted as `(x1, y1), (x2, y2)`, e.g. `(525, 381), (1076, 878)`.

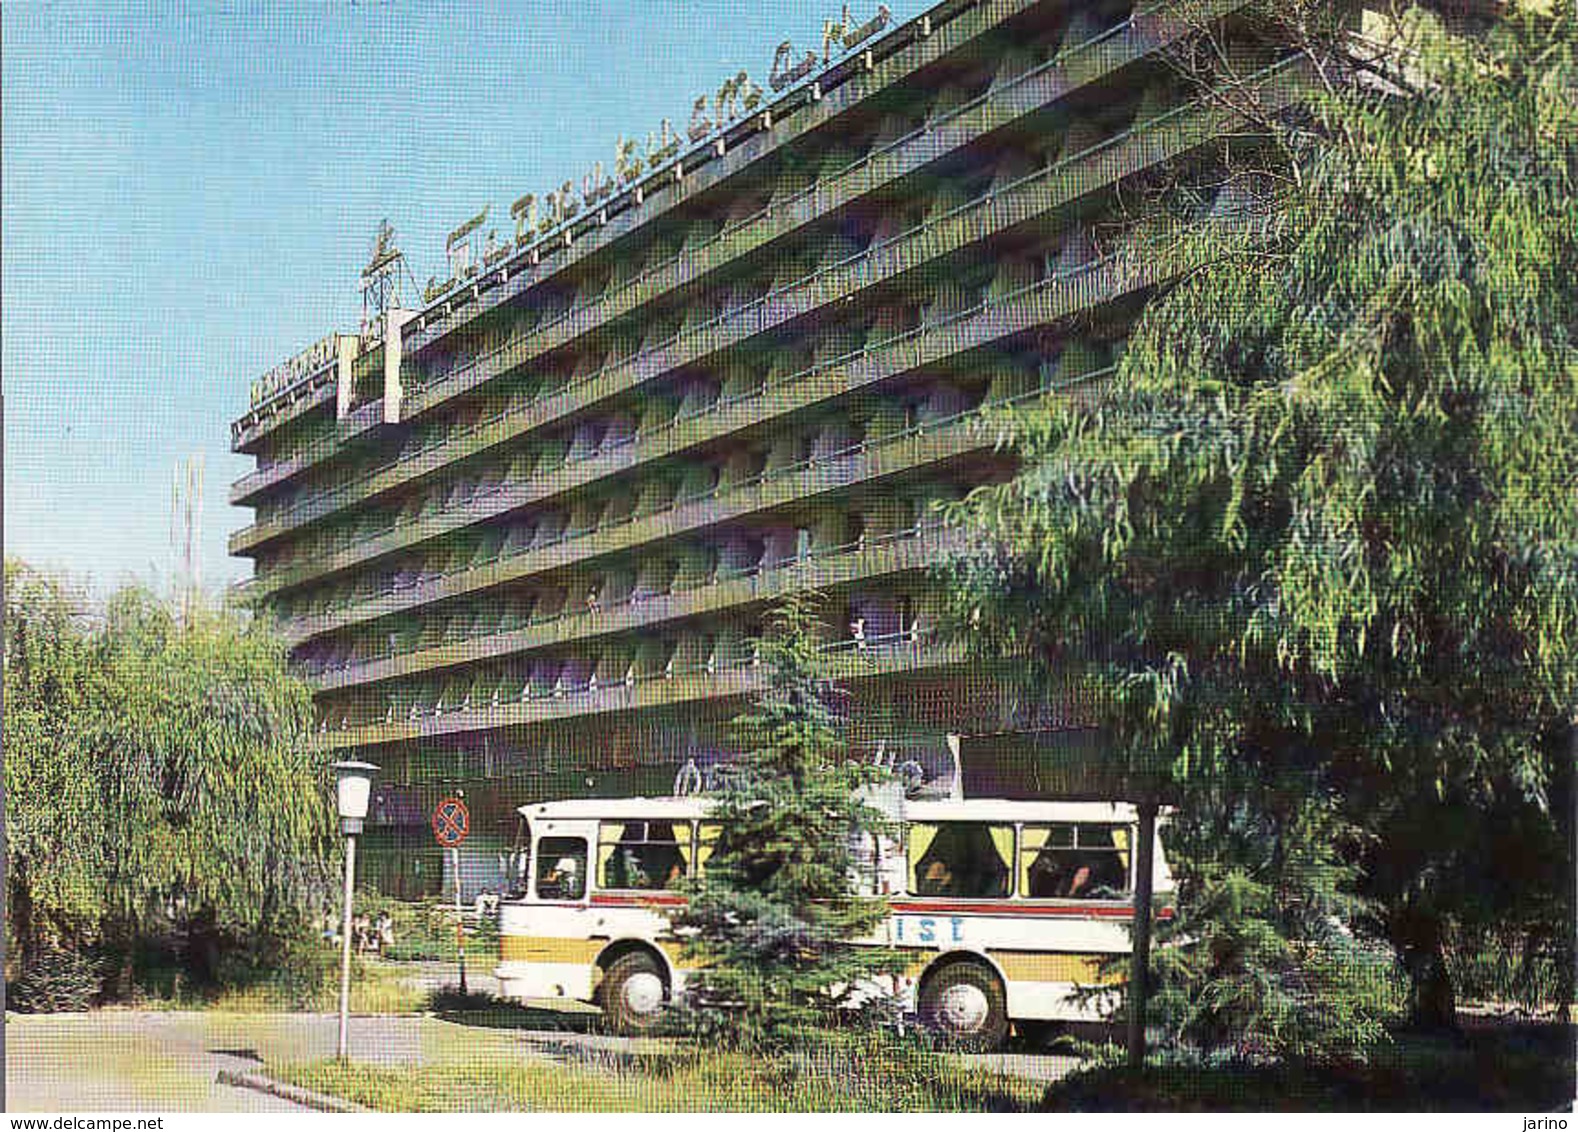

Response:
(501, 935), (694, 967)
(987, 951), (1123, 984)
(499, 936), (605, 964)
(501, 936), (1120, 987)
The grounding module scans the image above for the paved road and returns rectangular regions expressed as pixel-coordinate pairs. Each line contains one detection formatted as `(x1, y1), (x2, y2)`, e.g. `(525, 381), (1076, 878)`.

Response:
(394, 959), (503, 997)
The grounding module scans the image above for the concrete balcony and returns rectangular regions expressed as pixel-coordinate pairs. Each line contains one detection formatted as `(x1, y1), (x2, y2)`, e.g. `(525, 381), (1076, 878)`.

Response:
(230, 366), (337, 455)
(391, 3), (1231, 421)
(273, 389), (1025, 647)
(228, 0), (1040, 458)
(315, 636), (972, 752)
(234, 67), (1278, 571)
(229, 427), (342, 505)
(227, 0), (1250, 502)
(310, 521), (962, 693)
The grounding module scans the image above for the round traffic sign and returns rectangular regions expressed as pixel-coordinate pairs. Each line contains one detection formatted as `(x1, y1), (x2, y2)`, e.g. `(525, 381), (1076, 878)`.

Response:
(432, 796), (470, 847)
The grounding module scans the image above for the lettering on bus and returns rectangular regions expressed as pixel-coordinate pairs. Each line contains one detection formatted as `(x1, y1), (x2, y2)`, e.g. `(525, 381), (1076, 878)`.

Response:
(894, 915), (966, 944)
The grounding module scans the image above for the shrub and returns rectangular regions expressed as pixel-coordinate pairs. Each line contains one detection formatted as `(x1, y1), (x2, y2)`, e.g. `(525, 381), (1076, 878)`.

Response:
(10, 942), (100, 1012)
(266, 932), (342, 1010)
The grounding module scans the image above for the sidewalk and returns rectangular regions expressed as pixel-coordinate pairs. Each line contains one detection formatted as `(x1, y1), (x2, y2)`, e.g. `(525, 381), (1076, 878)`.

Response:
(4, 1009), (583, 1113)
(5, 1012), (336, 1112)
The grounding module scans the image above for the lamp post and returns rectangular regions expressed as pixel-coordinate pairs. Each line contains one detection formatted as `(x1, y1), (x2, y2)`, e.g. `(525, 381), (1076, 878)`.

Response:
(332, 760), (378, 1062)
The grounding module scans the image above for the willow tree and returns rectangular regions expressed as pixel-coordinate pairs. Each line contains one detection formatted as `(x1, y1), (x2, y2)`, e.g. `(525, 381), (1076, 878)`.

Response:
(942, 2), (1577, 1042)
(5, 562), (333, 999)
(4, 563), (107, 989)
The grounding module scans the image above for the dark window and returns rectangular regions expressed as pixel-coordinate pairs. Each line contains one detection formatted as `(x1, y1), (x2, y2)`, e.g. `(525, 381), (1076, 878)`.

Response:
(535, 836), (588, 901)
(909, 822), (1012, 898)
(598, 820), (691, 890)
(1021, 823), (1131, 899)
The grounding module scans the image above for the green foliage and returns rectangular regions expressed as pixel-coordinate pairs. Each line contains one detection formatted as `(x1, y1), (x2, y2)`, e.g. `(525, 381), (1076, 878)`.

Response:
(942, 1), (1577, 1050)
(1127, 766), (1407, 1063)
(4, 564), (110, 966)
(670, 593), (905, 1049)
(1043, 1019), (1575, 1111)
(8, 941), (102, 1013)
(219, 930), (344, 1011)
(4, 560), (334, 1000)
(352, 893), (495, 962)
(1443, 923), (1572, 1015)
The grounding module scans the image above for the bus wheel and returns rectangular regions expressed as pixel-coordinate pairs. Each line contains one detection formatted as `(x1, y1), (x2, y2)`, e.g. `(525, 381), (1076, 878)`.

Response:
(601, 952), (667, 1035)
(919, 962), (1008, 1050)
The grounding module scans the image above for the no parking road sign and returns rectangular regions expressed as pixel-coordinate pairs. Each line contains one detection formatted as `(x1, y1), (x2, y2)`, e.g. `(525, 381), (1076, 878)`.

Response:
(432, 796), (470, 847)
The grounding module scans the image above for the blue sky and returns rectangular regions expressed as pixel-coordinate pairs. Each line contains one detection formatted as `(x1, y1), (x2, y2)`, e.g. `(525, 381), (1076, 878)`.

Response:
(3, 0), (922, 599)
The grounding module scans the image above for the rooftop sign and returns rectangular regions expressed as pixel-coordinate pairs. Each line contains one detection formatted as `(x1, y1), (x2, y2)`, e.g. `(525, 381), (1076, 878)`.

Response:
(423, 2), (891, 305)
(249, 333), (338, 409)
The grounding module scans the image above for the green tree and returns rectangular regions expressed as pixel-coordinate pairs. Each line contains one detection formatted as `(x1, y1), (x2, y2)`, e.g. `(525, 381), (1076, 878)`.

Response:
(4, 564), (107, 983)
(4, 561), (334, 1001)
(669, 594), (906, 1050)
(942, 1), (1576, 1046)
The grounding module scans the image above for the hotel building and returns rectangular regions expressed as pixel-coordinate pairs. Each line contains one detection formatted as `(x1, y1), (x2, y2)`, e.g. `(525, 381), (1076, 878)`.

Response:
(229, 0), (1301, 894)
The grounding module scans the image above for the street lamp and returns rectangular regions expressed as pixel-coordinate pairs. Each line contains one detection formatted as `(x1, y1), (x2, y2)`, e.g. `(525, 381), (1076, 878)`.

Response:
(332, 760), (378, 1062)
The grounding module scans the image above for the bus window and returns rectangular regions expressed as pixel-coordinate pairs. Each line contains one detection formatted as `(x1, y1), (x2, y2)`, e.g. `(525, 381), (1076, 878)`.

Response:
(535, 836), (588, 900)
(1022, 823), (1131, 899)
(598, 820), (690, 890)
(909, 822), (1012, 898)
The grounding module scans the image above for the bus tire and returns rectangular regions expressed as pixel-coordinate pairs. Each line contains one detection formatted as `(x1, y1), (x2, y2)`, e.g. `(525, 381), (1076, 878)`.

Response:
(919, 961), (1009, 1050)
(600, 951), (667, 1036)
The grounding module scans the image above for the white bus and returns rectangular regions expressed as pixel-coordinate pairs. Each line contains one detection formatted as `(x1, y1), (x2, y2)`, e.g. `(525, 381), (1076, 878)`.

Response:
(494, 793), (1173, 1046)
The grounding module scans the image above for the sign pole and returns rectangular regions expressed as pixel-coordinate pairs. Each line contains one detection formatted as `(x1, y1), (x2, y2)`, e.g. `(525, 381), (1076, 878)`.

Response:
(454, 845), (468, 995)
(432, 795), (471, 996)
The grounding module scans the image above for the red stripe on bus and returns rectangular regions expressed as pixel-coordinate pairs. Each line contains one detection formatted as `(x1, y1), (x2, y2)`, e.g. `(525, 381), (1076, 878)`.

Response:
(590, 892), (687, 908)
(891, 901), (1175, 919)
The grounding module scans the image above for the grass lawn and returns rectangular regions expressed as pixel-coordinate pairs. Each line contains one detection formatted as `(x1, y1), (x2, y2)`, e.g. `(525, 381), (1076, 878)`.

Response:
(271, 1038), (1045, 1112)
(270, 1011), (1575, 1112)
(127, 957), (431, 1015)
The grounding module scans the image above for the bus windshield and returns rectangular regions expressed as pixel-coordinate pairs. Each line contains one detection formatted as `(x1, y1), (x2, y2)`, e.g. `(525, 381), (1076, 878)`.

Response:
(535, 836), (588, 901)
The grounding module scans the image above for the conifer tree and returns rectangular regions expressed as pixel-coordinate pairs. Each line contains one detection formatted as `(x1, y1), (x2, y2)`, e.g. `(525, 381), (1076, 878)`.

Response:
(669, 593), (905, 1050)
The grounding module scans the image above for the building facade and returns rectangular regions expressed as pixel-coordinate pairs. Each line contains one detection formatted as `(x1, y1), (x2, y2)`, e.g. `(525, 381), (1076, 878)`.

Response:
(229, 0), (1296, 896)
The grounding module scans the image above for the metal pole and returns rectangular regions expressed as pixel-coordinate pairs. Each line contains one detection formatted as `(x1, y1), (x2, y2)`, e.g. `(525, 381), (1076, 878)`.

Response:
(1127, 798), (1158, 1069)
(1567, 715), (1576, 1035)
(454, 846), (468, 995)
(337, 832), (357, 1061)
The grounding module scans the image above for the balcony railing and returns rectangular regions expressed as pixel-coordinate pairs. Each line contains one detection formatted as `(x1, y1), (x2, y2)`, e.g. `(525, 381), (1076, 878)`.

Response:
(314, 634), (972, 751)
(229, 0), (1248, 489)
(232, 27), (1137, 531)
(274, 360), (1117, 647)
(307, 519), (962, 692)
(396, 10), (1163, 412)
(235, 65), (1260, 566)
(229, 0), (1040, 454)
